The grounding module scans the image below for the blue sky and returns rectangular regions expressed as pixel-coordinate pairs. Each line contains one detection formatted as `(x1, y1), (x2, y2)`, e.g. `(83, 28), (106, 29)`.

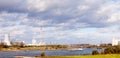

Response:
(0, 0), (120, 44)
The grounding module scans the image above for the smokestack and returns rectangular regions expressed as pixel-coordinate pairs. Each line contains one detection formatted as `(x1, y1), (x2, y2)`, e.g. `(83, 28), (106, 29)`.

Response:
(4, 34), (11, 46)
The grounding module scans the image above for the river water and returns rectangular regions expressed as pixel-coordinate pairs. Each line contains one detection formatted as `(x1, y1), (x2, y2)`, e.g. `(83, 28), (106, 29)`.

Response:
(0, 48), (103, 58)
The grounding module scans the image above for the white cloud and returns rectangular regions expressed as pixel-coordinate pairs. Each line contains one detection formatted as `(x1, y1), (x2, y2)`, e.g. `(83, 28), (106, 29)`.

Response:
(78, 5), (89, 11)
(27, 0), (48, 12)
(107, 12), (120, 23)
(0, 0), (120, 44)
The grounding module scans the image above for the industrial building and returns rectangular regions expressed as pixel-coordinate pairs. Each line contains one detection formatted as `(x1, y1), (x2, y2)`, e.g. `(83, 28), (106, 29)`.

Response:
(112, 38), (120, 46)
(1, 33), (45, 46)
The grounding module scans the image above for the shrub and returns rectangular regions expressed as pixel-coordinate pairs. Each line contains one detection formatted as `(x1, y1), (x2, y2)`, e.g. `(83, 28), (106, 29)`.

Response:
(114, 45), (120, 53)
(104, 46), (114, 54)
(103, 45), (120, 54)
(3, 45), (9, 48)
(92, 50), (99, 55)
(101, 50), (105, 54)
(40, 52), (45, 57)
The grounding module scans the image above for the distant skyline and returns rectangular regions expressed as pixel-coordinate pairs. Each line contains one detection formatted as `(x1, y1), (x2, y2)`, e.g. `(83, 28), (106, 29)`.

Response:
(0, 0), (120, 44)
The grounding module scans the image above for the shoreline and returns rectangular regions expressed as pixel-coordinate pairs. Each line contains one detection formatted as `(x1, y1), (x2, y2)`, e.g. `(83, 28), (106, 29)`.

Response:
(0, 48), (67, 51)
(14, 54), (120, 58)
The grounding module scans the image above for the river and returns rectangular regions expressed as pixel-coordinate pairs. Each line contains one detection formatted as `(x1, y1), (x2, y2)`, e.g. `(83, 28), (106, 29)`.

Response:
(0, 48), (104, 58)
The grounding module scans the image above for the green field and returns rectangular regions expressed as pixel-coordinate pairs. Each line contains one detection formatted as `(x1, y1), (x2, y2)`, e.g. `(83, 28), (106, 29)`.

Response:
(45, 54), (120, 58)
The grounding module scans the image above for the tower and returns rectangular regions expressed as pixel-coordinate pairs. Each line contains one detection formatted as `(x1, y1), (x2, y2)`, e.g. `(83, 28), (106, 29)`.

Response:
(4, 34), (11, 46)
(39, 26), (45, 45)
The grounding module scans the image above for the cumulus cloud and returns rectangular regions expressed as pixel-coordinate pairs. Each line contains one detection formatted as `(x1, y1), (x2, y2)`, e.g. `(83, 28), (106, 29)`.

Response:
(0, 0), (120, 44)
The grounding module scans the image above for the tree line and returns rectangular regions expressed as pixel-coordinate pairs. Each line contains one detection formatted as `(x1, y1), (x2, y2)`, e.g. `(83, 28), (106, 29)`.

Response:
(92, 45), (120, 55)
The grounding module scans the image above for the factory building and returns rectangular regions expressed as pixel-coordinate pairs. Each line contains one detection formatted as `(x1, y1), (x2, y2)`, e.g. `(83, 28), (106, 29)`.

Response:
(112, 38), (120, 46)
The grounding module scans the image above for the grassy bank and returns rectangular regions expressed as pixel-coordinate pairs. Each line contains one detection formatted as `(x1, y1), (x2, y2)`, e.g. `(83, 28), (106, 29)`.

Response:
(45, 54), (120, 58)
(0, 45), (67, 51)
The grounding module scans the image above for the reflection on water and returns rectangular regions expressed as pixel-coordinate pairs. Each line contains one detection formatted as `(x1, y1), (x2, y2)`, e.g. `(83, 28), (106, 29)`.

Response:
(0, 48), (104, 58)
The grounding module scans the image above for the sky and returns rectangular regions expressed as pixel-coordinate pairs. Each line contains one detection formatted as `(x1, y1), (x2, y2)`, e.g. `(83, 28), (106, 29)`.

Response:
(0, 0), (120, 44)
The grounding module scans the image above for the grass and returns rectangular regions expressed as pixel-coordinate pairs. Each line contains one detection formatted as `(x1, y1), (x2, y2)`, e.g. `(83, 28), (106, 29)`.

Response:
(45, 54), (120, 58)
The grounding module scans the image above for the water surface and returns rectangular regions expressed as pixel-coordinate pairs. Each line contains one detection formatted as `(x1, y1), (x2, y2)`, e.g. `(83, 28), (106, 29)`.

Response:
(0, 48), (103, 58)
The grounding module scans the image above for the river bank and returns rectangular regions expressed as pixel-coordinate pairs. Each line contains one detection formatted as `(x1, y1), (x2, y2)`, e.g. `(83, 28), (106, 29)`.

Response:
(0, 46), (67, 51)
(14, 54), (120, 58)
